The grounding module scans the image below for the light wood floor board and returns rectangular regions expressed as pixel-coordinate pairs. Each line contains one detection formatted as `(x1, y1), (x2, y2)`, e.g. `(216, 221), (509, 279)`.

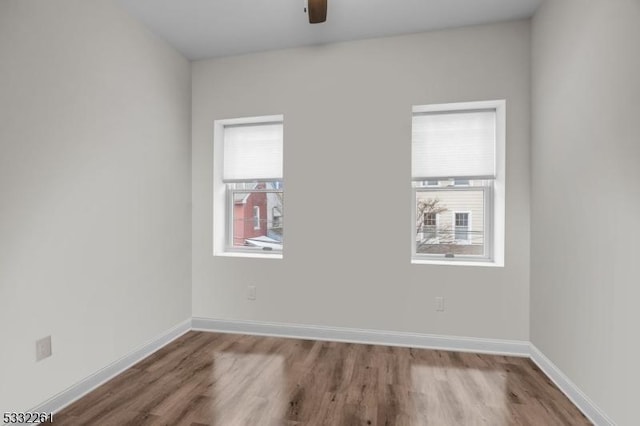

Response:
(48, 331), (591, 425)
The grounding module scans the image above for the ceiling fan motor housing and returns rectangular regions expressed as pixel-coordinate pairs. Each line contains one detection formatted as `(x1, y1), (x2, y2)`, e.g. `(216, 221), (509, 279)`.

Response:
(305, 0), (327, 24)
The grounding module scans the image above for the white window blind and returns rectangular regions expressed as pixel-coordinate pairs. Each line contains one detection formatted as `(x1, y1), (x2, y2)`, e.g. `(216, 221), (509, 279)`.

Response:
(223, 122), (283, 182)
(412, 110), (496, 180)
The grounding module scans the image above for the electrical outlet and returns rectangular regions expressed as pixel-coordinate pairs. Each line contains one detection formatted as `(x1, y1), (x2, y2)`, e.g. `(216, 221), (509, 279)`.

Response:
(435, 297), (445, 312)
(36, 336), (52, 361)
(247, 285), (256, 301)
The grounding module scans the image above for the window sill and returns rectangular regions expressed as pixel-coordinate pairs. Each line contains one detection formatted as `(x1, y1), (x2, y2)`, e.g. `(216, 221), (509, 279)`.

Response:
(411, 258), (503, 268)
(215, 251), (282, 260)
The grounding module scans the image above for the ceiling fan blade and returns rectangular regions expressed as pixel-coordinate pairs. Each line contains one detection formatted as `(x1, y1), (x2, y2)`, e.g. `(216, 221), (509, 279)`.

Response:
(308, 0), (327, 24)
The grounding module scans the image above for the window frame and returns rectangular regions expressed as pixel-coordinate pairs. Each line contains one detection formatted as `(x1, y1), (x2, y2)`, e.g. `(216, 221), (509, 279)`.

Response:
(411, 100), (505, 267)
(413, 183), (493, 262)
(213, 115), (284, 259)
(225, 184), (283, 254)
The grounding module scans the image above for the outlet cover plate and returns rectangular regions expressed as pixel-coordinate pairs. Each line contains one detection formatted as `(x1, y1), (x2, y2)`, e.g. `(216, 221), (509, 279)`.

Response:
(247, 285), (256, 300)
(36, 335), (52, 361)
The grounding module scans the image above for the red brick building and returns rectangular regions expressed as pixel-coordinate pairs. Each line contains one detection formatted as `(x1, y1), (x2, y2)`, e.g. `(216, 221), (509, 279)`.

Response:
(232, 184), (267, 246)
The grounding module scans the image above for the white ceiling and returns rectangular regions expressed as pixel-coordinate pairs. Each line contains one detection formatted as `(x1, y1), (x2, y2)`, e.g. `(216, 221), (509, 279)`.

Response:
(117, 0), (542, 60)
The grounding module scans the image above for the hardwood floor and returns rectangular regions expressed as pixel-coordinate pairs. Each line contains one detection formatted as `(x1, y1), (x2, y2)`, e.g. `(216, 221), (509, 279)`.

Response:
(50, 331), (590, 425)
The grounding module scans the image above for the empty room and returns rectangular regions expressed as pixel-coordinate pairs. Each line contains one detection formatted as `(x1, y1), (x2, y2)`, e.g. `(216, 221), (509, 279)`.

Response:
(1, 0), (638, 425)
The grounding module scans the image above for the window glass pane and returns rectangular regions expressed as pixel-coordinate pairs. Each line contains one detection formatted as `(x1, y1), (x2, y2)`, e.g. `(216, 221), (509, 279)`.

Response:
(230, 182), (283, 251)
(415, 189), (485, 256)
(415, 179), (482, 188)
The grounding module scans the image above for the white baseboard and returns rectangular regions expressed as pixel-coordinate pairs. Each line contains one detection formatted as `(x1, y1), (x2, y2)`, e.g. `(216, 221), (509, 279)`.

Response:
(194, 318), (617, 424)
(29, 318), (191, 418)
(20, 317), (615, 426)
(529, 344), (615, 426)
(191, 317), (530, 357)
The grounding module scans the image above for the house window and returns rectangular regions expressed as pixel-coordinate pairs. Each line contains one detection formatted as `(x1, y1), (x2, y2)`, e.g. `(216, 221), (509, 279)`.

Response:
(272, 206), (282, 228)
(213, 115), (284, 257)
(424, 213), (437, 226)
(411, 100), (505, 265)
(253, 206), (261, 230)
(454, 212), (470, 242)
(422, 212), (438, 241)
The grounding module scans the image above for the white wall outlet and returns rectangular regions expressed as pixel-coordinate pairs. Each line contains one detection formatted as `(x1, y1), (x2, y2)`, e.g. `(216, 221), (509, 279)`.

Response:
(435, 297), (445, 312)
(247, 285), (256, 301)
(36, 335), (52, 361)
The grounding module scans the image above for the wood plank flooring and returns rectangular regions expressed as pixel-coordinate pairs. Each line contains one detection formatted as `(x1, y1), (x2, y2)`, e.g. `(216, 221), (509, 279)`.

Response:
(49, 331), (590, 425)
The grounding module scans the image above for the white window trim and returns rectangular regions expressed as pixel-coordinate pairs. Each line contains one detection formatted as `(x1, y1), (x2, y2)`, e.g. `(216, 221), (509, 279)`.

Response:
(411, 100), (505, 267)
(213, 114), (284, 259)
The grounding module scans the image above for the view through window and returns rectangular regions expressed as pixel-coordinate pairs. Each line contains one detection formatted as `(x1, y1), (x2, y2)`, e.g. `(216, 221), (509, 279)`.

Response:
(229, 182), (283, 251)
(414, 180), (487, 256)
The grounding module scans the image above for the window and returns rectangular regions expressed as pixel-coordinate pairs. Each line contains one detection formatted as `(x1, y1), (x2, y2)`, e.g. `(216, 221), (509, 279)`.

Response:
(424, 213), (437, 227)
(411, 100), (505, 265)
(454, 212), (470, 243)
(272, 206), (282, 228)
(422, 212), (438, 241)
(213, 115), (284, 257)
(253, 206), (261, 230)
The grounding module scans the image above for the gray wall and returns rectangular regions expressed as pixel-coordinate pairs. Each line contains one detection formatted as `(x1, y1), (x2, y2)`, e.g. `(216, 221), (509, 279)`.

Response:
(531, 1), (640, 424)
(0, 0), (192, 412)
(192, 21), (531, 340)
